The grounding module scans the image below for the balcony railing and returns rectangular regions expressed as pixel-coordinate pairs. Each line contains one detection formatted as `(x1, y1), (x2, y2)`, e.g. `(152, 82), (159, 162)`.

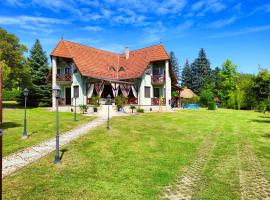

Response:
(56, 74), (72, 82)
(151, 75), (165, 85)
(151, 97), (166, 106)
(128, 97), (138, 104)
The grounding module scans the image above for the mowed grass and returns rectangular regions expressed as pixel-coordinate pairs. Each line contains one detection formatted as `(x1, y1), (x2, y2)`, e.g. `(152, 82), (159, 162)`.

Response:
(3, 105), (95, 156)
(3, 109), (270, 199)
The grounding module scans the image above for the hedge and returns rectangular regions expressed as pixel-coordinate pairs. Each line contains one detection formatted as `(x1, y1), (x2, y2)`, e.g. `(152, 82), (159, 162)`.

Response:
(3, 89), (21, 101)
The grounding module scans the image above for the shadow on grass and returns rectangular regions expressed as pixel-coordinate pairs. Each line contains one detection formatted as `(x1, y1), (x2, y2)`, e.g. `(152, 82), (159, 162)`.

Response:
(60, 149), (68, 160)
(262, 133), (270, 139)
(259, 116), (270, 119)
(251, 119), (270, 123)
(3, 122), (21, 130)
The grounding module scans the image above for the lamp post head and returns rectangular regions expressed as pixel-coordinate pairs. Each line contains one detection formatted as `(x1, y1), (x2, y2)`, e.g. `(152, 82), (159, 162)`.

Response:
(106, 94), (111, 105)
(53, 85), (61, 99)
(23, 88), (29, 97)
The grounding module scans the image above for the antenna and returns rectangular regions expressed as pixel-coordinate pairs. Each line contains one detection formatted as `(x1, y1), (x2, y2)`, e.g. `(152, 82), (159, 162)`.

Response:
(61, 34), (64, 40)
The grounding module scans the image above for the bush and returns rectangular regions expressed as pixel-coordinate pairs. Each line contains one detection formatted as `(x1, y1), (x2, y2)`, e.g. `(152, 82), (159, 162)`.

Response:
(3, 89), (20, 101)
(200, 89), (214, 106)
(130, 105), (136, 113)
(91, 96), (100, 108)
(115, 95), (127, 111)
(79, 104), (88, 114)
(208, 101), (217, 110)
(136, 108), (144, 113)
(182, 96), (200, 105)
(258, 101), (267, 113)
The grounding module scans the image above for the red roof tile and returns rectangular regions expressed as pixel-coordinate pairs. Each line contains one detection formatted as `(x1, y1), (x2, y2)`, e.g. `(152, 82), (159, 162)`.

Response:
(50, 40), (169, 79)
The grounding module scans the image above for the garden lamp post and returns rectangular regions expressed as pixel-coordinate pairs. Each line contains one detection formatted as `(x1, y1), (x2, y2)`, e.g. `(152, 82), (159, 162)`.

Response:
(74, 97), (77, 122)
(53, 85), (61, 164)
(22, 88), (29, 139)
(106, 94), (111, 130)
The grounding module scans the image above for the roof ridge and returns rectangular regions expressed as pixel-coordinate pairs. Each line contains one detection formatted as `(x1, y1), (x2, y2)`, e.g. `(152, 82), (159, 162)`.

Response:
(62, 39), (117, 55)
(127, 43), (164, 53)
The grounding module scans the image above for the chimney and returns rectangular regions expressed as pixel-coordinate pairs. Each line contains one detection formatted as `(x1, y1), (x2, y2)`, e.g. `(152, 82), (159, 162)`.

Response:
(125, 47), (129, 59)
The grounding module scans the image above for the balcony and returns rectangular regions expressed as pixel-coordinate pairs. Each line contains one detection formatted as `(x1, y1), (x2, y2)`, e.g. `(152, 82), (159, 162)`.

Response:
(151, 75), (165, 85)
(56, 74), (72, 82)
(151, 97), (166, 106)
(127, 97), (138, 104)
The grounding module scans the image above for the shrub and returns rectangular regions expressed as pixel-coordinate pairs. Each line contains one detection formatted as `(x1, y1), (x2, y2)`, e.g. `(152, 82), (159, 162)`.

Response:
(258, 101), (267, 113)
(3, 89), (20, 101)
(200, 89), (213, 106)
(79, 104), (88, 114)
(91, 96), (100, 108)
(130, 105), (136, 113)
(136, 108), (144, 113)
(115, 95), (127, 111)
(182, 96), (200, 105)
(208, 101), (217, 110)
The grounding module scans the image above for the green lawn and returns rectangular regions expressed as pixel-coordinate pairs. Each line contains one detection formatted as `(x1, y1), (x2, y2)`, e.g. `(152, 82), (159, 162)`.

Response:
(3, 106), (95, 156)
(3, 109), (270, 199)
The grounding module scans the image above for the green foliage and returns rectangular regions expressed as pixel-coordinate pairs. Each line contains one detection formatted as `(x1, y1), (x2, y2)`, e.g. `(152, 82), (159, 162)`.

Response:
(3, 89), (21, 101)
(208, 101), (216, 110)
(136, 108), (144, 113)
(171, 91), (178, 97)
(0, 28), (32, 89)
(182, 96), (200, 104)
(91, 96), (101, 108)
(170, 51), (180, 82)
(115, 95), (127, 110)
(18, 39), (51, 107)
(79, 105), (88, 114)
(181, 59), (192, 88)
(253, 68), (270, 102)
(258, 101), (267, 113)
(190, 48), (211, 94)
(218, 60), (238, 107)
(200, 89), (214, 106)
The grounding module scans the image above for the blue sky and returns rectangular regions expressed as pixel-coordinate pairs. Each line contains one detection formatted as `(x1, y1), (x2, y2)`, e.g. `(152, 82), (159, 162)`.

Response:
(0, 0), (270, 74)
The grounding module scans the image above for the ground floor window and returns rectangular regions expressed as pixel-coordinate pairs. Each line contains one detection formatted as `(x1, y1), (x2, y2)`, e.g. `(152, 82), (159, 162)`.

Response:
(144, 86), (150, 98)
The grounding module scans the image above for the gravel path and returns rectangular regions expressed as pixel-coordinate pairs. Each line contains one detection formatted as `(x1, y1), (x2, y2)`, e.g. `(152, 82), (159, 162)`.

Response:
(2, 117), (106, 177)
(238, 144), (270, 200)
(160, 137), (216, 200)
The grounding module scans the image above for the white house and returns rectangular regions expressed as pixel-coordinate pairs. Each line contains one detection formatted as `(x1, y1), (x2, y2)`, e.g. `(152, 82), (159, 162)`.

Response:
(49, 40), (177, 111)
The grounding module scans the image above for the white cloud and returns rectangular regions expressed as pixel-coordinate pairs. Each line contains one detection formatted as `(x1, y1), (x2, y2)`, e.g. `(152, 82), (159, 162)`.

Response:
(191, 1), (204, 12)
(208, 15), (237, 28)
(209, 25), (270, 38)
(83, 26), (103, 31)
(177, 20), (194, 30)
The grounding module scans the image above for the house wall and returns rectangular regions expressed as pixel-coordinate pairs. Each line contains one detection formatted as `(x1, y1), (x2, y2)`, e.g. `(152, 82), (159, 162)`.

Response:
(71, 72), (86, 106)
(138, 64), (152, 105)
(165, 60), (171, 108)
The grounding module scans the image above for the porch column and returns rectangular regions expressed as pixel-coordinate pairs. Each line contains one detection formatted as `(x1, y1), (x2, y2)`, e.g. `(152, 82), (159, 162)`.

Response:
(52, 56), (57, 109)
(165, 60), (171, 109)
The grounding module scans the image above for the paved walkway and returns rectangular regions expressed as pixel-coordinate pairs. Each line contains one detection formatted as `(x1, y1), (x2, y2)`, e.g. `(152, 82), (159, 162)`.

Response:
(3, 105), (128, 178)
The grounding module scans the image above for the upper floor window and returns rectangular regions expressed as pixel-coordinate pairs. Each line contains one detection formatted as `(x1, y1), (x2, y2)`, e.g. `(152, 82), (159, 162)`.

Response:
(153, 88), (160, 98)
(65, 67), (71, 74)
(153, 66), (164, 75)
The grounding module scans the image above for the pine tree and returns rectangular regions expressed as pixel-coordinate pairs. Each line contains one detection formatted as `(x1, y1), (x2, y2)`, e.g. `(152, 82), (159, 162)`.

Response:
(181, 59), (191, 88)
(190, 48), (211, 94)
(27, 39), (51, 106)
(170, 51), (180, 82)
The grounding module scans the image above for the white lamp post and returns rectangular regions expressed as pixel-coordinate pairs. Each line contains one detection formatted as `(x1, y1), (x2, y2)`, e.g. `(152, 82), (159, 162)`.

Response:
(22, 88), (29, 139)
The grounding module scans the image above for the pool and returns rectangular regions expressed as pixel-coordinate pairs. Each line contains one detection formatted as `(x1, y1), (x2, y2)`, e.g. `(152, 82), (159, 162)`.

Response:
(182, 104), (201, 109)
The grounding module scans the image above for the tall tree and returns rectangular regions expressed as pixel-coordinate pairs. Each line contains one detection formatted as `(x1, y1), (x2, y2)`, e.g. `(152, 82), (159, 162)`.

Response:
(181, 59), (191, 88)
(0, 28), (31, 89)
(27, 39), (51, 106)
(170, 51), (180, 82)
(190, 48), (211, 94)
(218, 59), (238, 106)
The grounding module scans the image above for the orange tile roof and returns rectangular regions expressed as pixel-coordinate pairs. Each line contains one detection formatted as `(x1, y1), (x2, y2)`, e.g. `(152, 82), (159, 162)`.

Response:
(50, 40), (169, 79)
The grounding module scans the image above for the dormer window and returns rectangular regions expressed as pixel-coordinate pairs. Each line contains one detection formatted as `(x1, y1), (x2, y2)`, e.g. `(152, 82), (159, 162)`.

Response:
(109, 66), (116, 71)
(119, 66), (125, 72)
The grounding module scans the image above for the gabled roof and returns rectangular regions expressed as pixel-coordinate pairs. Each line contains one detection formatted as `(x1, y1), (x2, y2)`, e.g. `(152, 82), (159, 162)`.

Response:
(50, 40), (170, 79)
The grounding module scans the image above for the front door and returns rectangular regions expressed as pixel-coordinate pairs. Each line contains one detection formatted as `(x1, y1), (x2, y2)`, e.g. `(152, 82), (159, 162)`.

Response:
(65, 87), (71, 105)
